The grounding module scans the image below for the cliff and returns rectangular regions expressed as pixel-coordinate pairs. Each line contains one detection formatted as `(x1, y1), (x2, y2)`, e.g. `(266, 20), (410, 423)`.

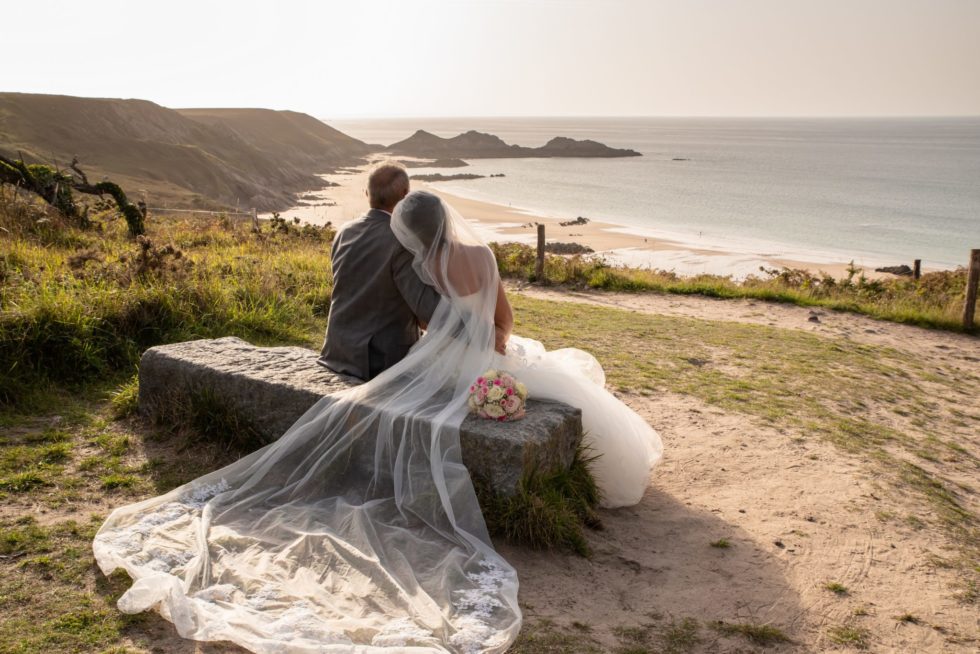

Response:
(0, 93), (374, 211)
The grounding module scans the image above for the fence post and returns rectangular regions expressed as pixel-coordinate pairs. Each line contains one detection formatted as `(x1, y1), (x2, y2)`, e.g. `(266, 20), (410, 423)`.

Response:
(251, 207), (259, 231)
(963, 249), (980, 329)
(913, 259), (921, 280)
(535, 223), (545, 281)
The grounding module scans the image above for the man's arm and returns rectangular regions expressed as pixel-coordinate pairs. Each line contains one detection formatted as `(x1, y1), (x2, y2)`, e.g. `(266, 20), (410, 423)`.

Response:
(392, 247), (442, 325)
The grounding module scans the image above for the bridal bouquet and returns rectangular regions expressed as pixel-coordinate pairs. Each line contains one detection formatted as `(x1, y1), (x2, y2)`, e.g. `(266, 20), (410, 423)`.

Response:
(468, 369), (528, 422)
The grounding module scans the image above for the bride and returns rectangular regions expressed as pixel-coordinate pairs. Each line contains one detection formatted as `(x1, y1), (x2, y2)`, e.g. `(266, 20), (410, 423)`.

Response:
(94, 190), (663, 653)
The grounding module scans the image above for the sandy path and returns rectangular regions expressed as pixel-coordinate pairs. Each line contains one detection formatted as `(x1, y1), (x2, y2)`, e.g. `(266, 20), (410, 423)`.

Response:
(505, 392), (977, 652)
(501, 286), (979, 652)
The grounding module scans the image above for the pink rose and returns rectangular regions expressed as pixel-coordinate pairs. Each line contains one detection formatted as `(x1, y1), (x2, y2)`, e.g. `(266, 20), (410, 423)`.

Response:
(506, 388), (514, 396)
(494, 379), (501, 386)
(502, 396), (521, 414)
(477, 377), (485, 385)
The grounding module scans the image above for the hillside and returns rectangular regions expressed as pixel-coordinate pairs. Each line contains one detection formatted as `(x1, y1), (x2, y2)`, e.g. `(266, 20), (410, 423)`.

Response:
(176, 108), (374, 170)
(0, 93), (374, 211)
(387, 129), (641, 158)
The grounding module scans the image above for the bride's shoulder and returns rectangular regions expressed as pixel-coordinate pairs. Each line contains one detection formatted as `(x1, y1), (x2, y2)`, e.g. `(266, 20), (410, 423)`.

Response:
(459, 243), (496, 264)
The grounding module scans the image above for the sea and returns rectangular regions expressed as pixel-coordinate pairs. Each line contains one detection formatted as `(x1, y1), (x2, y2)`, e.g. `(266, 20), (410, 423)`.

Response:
(327, 117), (980, 273)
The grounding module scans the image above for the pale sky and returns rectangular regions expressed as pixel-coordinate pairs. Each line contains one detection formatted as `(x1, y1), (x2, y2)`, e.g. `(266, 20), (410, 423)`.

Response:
(6, 0), (980, 117)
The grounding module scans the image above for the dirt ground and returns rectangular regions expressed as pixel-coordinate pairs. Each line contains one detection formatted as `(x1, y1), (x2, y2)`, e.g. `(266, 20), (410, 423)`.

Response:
(502, 286), (979, 652)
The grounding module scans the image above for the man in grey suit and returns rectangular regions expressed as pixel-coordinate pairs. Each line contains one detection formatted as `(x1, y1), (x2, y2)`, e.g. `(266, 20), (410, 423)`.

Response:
(318, 163), (441, 381)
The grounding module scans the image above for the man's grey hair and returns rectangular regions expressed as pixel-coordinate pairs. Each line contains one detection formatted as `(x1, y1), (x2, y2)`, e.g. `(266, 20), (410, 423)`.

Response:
(368, 162), (409, 210)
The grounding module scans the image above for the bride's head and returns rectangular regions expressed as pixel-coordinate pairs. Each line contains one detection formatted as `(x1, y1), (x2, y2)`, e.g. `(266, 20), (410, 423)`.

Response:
(394, 190), (446, 249)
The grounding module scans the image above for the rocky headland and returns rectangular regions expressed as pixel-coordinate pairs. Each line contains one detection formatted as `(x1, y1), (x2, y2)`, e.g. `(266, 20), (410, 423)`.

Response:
(387, 129), (641, 159)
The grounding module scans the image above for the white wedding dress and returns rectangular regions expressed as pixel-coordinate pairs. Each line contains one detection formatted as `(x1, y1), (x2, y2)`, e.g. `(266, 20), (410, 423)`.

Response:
(93, 192), (662, 653)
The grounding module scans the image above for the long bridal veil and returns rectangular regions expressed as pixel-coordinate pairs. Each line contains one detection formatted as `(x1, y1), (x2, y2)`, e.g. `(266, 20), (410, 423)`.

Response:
(94, 192), (521, 652)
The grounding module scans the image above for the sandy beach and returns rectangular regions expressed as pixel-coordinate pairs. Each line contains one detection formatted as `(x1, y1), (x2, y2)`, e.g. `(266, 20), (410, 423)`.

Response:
(267, 161), (912, 280)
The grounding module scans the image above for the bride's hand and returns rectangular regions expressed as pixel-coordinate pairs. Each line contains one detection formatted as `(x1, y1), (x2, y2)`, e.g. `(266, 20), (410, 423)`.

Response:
(493, 281), (513, 355)
(494, 327), (509, 355)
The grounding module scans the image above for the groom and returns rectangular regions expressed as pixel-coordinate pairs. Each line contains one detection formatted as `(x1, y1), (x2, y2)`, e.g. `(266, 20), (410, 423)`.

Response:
(317, 163), (441, 380)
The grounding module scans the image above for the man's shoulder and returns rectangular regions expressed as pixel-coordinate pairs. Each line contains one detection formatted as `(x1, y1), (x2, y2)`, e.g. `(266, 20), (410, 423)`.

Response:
(333, 212), (399, 257)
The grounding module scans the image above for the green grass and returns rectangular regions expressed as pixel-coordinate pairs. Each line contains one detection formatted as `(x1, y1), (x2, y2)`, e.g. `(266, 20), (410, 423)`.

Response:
(709, 538), (731, 549)
(825, 581), (849, 595)
(109, 374), (140, 419)
(492, 242), (975, 332)
(1, 193), (331, 409)
(476, 444), (602, 556)
(828, 625), (871, 649)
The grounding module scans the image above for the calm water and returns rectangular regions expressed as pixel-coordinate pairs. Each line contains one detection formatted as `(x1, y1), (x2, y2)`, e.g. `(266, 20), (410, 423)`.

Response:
(329, 117), (980, 269)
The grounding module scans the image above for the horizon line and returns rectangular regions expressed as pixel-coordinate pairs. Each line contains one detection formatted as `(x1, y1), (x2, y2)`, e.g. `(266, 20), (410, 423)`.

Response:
(322, 113), (980, 121)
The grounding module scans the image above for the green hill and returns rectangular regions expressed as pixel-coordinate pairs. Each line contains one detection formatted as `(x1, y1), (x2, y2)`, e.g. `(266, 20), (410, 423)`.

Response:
(0, 93), (374, 211)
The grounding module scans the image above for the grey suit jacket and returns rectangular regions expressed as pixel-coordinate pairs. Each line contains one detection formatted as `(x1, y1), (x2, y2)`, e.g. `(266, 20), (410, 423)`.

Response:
(318, 209), (441, 380)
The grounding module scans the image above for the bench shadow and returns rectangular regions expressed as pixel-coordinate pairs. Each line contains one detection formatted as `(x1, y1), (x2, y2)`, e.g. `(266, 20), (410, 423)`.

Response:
(498, 486), (806, 650)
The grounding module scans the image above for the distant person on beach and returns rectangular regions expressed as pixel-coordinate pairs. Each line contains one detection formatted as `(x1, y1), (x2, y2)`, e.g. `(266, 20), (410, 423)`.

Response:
(316, 163), (441, 380)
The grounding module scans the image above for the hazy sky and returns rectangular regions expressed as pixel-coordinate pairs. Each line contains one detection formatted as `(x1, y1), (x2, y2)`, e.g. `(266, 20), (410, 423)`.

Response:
(6, 0), (980, 117)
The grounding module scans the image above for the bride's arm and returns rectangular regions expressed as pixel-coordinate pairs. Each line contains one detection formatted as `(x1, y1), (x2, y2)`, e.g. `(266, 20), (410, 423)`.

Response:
(494, 280), (513, 354)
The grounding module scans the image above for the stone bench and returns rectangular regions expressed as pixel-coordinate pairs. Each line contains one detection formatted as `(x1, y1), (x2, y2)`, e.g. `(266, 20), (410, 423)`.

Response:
(137, 337), (583, 496)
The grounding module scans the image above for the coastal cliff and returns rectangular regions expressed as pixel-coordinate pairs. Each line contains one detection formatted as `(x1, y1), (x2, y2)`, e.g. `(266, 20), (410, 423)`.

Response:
(0, 93), (374, 211)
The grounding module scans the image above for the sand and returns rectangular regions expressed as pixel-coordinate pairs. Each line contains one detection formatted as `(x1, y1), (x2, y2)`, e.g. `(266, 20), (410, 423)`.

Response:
(497, 286), (980, 652)
(271, 161), (908, 280)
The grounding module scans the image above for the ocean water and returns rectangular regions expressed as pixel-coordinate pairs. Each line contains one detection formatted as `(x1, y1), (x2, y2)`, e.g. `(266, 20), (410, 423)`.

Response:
(329, 117), (980, 271)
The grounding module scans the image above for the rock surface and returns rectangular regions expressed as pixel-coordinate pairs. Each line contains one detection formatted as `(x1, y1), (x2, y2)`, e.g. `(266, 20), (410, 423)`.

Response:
(874, 264), (914, 276)
(138, 337), (583, 495)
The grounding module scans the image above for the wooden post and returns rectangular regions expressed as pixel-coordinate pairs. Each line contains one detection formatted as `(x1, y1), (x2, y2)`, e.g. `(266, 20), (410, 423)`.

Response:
(251, 207), (259, 231)
(913, 259), (921, 280)
(964, 249), (980, 329)
(535, 223), (545, 281)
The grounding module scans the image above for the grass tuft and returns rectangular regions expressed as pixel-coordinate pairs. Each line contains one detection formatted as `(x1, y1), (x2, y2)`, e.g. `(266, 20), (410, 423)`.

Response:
(476, 443), (602, 556)
(99, 474), (138, 490)
(0, 470), (49, 493)
(824, 581), (849, 595)
(828, 625), (870, 649)
(712, 620), (791, 646)
(109, 374), (140, 419)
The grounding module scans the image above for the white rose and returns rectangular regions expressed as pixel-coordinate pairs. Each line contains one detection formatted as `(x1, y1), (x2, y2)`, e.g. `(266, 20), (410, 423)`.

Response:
(484, 403), (505, 418)
(516, 382), (528, 398)
(487, 386), (505, 402)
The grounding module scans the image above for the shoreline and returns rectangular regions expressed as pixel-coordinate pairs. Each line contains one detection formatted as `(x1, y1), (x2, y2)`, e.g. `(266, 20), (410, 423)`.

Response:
(264, 162), (925, 280)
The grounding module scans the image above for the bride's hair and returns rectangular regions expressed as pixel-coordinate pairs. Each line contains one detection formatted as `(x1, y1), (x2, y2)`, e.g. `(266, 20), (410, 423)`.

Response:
(395, 191), (446, 248)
